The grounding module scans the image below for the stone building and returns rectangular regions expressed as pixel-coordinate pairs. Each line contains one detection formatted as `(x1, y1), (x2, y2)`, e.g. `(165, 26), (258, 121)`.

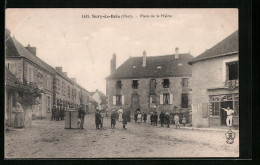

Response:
(106, 49), (193, 120)
(5, 28), (90, 120)
(188, 30), (239, 127)
(5, 30), (55, 119)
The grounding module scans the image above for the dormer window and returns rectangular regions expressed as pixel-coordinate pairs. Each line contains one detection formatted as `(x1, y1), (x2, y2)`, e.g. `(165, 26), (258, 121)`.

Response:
(162, 79), (170, 88)
(226, 61), (238, 80)
(132, 80), (139, 89)
(157, 66), (162, 69)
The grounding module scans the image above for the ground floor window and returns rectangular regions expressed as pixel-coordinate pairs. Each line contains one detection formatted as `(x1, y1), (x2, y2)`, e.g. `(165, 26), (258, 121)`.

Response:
(209, 93), (239, 117)
(116, 95), (122, 106)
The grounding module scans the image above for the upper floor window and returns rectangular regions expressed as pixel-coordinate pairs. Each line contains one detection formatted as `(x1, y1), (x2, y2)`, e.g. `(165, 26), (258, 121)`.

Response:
(132, 80), (139, 89)
(162, 79), (170, 88)
(116, 80), (122, 89)
(226, 61), (238, 80)
(150, 79), (157, 90)
(182, 78), (188, 87)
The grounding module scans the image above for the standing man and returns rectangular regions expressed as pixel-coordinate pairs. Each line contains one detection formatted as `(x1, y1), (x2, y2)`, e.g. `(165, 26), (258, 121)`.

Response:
(154, 112), (158, 126)
(111, 110), (117, 129)
(150, 112), (154, 125)
(134, 110), (138, 123)
(143, 112), (147, 123)
(174, 114), (180, 129)
(221, 107), (235, 127)
(159, 111), (165, 127)
(78, 105), (86, 129)
(51, 105), (56, 121)
(165, 113), (170, 128)
(122, 109), (127, 129)
(95, 110), (102, 129)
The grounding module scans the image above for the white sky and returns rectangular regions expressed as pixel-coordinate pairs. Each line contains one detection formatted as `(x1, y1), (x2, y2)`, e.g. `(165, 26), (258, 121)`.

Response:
(5, 8), (238, 94)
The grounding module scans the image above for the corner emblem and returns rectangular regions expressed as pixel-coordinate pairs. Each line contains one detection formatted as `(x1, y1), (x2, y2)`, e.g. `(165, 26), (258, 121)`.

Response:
(225, 129), (236, 144)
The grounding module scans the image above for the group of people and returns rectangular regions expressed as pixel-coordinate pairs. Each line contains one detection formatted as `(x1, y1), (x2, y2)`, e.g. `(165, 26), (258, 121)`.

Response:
(110, 107), (129, 129)
(51, 105), (65, 121)
(134, 109), (147, 123)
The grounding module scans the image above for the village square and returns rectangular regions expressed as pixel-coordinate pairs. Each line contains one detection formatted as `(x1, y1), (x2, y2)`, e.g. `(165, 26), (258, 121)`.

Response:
(5, 9), (239, 158)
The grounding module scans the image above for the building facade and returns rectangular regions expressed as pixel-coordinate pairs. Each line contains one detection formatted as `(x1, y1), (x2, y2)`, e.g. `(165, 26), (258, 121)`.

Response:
(106, 49), (193, 121)
(189, 30), (239, 127)
(5, 29), (90, 121)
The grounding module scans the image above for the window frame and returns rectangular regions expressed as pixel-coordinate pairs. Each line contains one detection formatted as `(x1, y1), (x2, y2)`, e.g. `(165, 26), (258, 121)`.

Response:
(132, 80), (139, 89)
(116, 95), (122, 106)
(162, 79), (170, 88)
(163, 93), (170, 105)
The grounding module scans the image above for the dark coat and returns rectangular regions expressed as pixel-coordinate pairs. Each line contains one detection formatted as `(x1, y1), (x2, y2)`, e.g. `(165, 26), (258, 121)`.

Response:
(122, 112), (127, 124)
(95, 113), (102, 125)
(111, 113), (117, 124)
(154, 114), (158, 121)
(150, 114), (154, 122)
(134, 113), (138, 121)
(165, 115), (170, 124)
(143, 114), (147, 120)
(159, 113), (165, 122)
(78, 108), (86, 118)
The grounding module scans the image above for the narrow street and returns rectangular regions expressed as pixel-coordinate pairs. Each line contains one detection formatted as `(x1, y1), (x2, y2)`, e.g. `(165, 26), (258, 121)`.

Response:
(5, 114), (239, 158)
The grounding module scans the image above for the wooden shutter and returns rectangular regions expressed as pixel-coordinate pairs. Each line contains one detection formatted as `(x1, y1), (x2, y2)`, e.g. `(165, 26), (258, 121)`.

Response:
(170, 94), (173, 104)
(113, 96), (116, 105)
(122, 95), (125, 105)
(160, 94), (163, 104)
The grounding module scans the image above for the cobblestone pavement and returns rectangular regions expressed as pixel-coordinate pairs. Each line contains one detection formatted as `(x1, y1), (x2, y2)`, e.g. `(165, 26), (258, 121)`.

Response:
(5, 114), (239, 158)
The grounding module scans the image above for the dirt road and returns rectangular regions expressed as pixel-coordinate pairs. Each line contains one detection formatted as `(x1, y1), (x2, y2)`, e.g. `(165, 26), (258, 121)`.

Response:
(5, 114), (239, 158)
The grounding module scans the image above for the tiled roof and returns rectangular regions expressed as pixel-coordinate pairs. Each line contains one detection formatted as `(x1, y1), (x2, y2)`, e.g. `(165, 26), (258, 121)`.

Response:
(107, 54), (193, 79)
(6, 37), (56, 74)
(189, 30), (238, 64)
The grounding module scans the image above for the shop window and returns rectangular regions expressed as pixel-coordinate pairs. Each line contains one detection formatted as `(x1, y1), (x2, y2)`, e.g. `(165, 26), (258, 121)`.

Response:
(181, 93), (188, 108)
(162, 79), (170, 88)
(226, 61), (238, 80)
(182, 78), (188, 87)
(210, 102), (220, 116)
(132, 80), (139, 89)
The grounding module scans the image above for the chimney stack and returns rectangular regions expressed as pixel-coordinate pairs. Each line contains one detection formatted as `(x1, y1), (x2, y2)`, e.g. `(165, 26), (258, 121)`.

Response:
(25, 44), (37, 56)
(71, 78), (76, 82)
(63, 72), (67, 77)
(110, 53), (116, 74)
(175, 47), (179, 58)
(143, 50), (146, 67)
(55, 67), (62, 72)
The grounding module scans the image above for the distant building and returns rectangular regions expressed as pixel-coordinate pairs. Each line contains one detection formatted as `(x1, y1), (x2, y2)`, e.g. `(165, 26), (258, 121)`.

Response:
(106, 49), (193, 120)
(89, 89), (108, 111)
(189, 30), (239, 127)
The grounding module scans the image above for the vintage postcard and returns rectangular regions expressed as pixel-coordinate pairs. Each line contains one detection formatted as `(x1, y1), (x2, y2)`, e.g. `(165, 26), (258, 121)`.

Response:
(5, 8), (239, 158)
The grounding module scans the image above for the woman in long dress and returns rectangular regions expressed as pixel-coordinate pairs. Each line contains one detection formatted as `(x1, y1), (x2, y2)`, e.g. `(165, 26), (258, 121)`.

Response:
(14, 103), (24, 128)
(117, 107), (123, 122)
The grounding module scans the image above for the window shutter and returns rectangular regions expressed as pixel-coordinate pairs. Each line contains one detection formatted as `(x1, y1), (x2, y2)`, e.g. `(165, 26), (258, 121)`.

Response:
(122, 95), (125, 105)
(113, 96), (116, 105)
(160, 94), (163, 104)
(170, 94), (173, 104)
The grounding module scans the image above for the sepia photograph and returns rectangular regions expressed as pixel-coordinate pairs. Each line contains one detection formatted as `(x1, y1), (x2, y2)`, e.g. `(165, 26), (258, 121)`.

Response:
(5, 8), (239, 158)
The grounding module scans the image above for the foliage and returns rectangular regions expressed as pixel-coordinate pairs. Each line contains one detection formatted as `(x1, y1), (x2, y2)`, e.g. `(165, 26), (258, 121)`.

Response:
(17, 84), (44, 108)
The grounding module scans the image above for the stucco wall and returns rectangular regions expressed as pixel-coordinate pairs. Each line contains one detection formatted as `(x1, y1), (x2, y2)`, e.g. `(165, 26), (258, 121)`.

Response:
(191, 54), (238, 127)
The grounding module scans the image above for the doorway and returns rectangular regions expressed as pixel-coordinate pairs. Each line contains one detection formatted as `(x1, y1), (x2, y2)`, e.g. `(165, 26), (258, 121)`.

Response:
(131, 94), (140, 110)
(220, 101), (233, 126)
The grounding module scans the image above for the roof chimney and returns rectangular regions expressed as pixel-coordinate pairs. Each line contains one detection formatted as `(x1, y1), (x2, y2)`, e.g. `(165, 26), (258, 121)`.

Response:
(110, 53), (116, 74)
(143, 50), (146, 67)
(71, 78), (76, 82)
(55, 67), (62, 72)
(175, 47), (179, 58)
(63, 72), (67, 77)
(25, 44), (37, 56)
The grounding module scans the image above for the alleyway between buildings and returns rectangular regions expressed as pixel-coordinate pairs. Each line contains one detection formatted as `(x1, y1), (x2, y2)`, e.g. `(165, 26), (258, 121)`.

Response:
(5, 114), (239, 158)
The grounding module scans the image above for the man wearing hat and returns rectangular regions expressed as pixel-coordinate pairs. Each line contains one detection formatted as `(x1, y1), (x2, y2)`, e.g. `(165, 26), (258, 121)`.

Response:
(51, 105), (57, 121)
(95, 110), (102, 129)
(111, 110), (117, 129)
(78, 105), (86, 129)
(165, 112), (170, 128)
